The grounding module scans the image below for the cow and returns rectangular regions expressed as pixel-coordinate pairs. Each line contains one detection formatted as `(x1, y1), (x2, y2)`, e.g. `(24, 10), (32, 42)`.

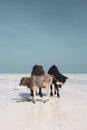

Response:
(48, 65), (68, 97)
(31, 65), (45, 97)
(19, 74), (53, 103)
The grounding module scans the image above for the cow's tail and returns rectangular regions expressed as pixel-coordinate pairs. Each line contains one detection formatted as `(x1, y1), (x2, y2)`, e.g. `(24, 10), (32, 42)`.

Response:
(50, 74), (58, 82)
(50, 74), (63, 87)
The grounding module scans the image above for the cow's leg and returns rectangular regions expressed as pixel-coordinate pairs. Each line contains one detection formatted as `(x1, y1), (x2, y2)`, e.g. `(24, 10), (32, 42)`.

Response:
(55, 84), (60, 98)
(54, 87), (56, 95)
(31, 89), (38, 96)
(50, 84), (53, 96)
(53, 82), (57, 95)
(44, 86), (50, 103)
(32, 87), (37, 103)
(57, 88), (60, 97)
(30, 89), (34, 96)
(39, 88), (43, 97)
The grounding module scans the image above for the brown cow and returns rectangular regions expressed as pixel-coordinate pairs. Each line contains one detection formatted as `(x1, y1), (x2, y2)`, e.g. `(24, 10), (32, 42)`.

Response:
(31, 65), (45, 97)
(19, 74), (53, 103)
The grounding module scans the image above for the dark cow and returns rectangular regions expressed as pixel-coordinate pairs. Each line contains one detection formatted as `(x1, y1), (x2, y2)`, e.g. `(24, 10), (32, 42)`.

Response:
(31, 65), (45, 97)
(19, 74), (53, 103)
(48, 65), (68, 97)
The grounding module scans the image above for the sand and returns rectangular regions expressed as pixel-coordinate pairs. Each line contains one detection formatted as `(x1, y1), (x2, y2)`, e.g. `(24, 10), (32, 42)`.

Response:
(0, 74), (87, 130)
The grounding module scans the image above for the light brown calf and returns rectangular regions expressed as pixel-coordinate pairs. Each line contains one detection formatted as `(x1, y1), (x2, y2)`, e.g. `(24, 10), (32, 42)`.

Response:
(19, 74), (53, 103)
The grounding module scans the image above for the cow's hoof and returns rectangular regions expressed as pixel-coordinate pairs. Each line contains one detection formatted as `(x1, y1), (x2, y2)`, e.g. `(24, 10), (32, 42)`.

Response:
(50, 93), (53, 97)
(40, 94), (43, 97)
(43, 99), (49, 103)
(38, 92), (43, 97)
(31, 94), (34, 97)
(43, 100), (46, 103)
(32, 99), (36, 104)
(54, 91), (56, 95)
(57, 95), (60, 98)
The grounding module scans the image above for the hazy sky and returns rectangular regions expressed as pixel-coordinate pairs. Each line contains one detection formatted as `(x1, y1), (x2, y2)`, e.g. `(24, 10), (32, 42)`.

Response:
(0, 0), (87, 73)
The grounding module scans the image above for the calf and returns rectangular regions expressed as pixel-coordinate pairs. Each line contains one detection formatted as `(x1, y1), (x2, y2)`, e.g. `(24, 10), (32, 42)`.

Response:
(19, 74), (53, 103)
(48, 65), (68, 97)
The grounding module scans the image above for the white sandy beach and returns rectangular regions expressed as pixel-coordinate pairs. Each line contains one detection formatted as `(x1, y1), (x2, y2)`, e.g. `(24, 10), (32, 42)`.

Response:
(0, 74), (87, 130)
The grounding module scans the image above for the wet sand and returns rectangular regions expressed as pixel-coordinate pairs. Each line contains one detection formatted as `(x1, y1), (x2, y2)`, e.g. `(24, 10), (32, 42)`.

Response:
(0, 74), (87, 130)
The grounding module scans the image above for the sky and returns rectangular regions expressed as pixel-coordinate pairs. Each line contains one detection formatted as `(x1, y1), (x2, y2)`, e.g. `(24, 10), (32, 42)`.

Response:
(0, 0), (87, 73)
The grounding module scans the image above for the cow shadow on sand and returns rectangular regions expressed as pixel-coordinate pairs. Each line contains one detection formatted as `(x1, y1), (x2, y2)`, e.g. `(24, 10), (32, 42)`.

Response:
(12, 92), (31, 102)
(12, 92), (47, 103)
(18, 92), (31, 102)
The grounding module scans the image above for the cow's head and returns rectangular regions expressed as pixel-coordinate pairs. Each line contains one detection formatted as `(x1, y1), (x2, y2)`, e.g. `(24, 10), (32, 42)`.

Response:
(19, 77), (31, 87)
(56, 81), (63, 88)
